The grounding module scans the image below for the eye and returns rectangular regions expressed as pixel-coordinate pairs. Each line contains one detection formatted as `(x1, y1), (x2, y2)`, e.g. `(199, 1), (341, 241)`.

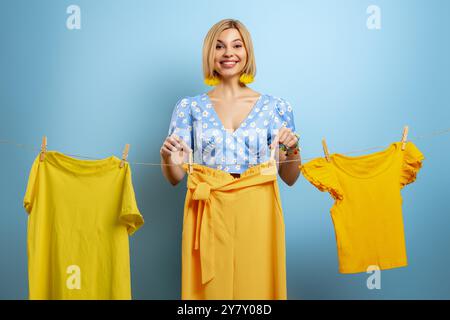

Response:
(216, 44), (223, 49)
(235, 44), (243, 48)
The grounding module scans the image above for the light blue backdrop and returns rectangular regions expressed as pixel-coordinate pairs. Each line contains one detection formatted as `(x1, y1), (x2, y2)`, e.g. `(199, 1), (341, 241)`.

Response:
(1, 0), (449, 299)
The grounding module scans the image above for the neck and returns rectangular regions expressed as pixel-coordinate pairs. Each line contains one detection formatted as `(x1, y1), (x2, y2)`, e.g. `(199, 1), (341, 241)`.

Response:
(212, 75), (246, 99)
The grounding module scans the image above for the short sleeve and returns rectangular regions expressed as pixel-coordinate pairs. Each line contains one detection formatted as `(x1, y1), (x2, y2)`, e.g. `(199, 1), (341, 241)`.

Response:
(268, 97), (297, 145)
(300, 158), (344, 201)
(23, 155), (40, 214)
(167, 97), (194, 151)
(400, 141), (425, 188)
(119, 164), (144, 235)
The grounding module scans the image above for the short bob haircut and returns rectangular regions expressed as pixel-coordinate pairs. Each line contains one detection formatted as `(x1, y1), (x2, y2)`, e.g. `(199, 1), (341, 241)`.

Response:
(202, 19), (256, 81)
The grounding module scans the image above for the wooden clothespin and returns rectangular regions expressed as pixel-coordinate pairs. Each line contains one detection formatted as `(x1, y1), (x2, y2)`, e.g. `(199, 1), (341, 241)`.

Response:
(120, 144), (130, 168)
(322, 138), (330, 162)
(269, 133), (280, 168)
(270, 147), (276, 166)
(188, 150), (193, 174)
(401, 126), (409, 151)
(39, 136), (47, 162)
(261, 142), (278, 175)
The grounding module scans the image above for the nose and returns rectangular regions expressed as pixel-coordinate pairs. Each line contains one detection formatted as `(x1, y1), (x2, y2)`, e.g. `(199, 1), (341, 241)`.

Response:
(224, 46), (235, 57)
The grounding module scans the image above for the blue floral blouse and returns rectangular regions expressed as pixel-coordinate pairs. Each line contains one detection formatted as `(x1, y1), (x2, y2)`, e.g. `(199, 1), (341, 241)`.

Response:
(167, 92), (297, 174)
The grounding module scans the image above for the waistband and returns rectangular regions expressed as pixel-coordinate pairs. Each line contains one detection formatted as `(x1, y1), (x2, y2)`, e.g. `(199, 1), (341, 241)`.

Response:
(181, 161), (277, 181)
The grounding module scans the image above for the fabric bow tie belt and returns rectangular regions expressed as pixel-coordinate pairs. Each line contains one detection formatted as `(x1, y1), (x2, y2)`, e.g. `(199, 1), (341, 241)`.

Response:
(186, 163), (278, 284)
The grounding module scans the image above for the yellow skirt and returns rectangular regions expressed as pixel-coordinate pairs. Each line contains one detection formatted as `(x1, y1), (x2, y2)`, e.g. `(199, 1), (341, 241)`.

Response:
(180, 161), (287, 300)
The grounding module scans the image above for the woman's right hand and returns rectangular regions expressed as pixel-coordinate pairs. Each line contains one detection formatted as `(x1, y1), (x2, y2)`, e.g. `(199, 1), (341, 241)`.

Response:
(160, 134), (191, 165)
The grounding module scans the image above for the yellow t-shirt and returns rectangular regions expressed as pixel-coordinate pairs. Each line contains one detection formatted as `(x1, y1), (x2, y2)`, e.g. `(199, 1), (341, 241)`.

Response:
(23, 151), (144, 299)
(300, 141), (424, 273)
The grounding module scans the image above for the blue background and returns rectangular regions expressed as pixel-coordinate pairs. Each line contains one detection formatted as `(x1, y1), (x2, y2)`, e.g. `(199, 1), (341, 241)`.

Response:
(1, 0), (449, 299)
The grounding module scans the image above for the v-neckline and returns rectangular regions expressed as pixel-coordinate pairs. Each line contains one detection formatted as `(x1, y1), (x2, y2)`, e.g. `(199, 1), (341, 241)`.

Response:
(204, 93), (263, 134)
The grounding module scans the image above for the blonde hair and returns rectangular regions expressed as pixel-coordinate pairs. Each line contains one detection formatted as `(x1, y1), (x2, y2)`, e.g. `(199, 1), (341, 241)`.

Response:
(202, 19), (256, 81)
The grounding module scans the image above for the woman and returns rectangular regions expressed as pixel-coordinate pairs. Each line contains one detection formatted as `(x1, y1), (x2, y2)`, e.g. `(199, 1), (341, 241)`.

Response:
(160, 19), (301, 299)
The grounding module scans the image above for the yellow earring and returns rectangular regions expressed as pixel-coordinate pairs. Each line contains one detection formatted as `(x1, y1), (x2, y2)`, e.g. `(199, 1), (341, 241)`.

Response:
(239, 73), (254, 84)
(204, 76), (221, 86)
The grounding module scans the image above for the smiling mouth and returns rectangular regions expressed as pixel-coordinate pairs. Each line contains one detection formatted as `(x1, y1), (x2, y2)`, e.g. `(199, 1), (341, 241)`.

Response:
(220, 61), (239, 66)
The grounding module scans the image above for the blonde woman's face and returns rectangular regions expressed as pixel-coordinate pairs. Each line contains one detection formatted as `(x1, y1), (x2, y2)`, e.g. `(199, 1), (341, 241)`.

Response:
(214, 28), (247, 78)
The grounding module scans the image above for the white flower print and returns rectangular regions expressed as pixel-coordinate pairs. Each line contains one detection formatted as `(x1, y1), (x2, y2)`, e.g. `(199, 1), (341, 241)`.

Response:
(181, 99), (188, 107)
(278, 109), (285, 116)
(195, 107), (201, 113)
(287, 105), (292, 112)
(262, 105), (269, 111)
(206, 103), (212, 108)
(243, 130), (249, 137)
(182, 118), (188, 124)
(203, 123), (208, 129)
(224, 166), (229, 172)
(191, 101), (197, 107)
(241, 122), (247, 127)
(255, 107), (260, 113)
(250, 122), (256, 128)
(202, 111), (209, 117)
(178, 112), (185, 118)
(263, 99), (269, 105)
(249, 135), (255, 141)
(259, 112), (264, 117)
(274, 117), (279, 123)
(282, 121), (287, 127)
(263, 120), (269, 126)
(235, 165), (241, 170)
(214, 122), (219, 126)
(238, 148), (244, 155)
(217, 164), (222, 169)
(209, 117), (215, 122)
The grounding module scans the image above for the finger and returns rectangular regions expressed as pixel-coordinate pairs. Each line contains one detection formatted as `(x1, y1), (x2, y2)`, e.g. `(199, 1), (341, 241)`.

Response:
(160, 146), (172, 157)
(178, 138), (192, 153)
(171, 133), (181, 142)
(170, 133), (182, 142)
(270, 133), (280, 150)
(164, 141), (178, 152)
(167, 136), (182, 149)
(290, 132), (299, 146)
(284, 131), (297, 145)
(283, 135), (297, 148)
(278, 129), (290, 145)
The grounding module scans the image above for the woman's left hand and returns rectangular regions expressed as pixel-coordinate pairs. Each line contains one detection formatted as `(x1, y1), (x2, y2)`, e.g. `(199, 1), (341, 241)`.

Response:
(269, 127), (299, 161)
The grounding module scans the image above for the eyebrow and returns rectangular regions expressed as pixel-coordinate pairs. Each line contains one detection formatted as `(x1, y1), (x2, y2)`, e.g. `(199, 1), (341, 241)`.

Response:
(217, 39), (243, 44)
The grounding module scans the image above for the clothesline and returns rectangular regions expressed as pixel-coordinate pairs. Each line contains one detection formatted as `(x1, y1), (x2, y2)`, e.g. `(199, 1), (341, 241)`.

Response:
(1, 127), (449, 166)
